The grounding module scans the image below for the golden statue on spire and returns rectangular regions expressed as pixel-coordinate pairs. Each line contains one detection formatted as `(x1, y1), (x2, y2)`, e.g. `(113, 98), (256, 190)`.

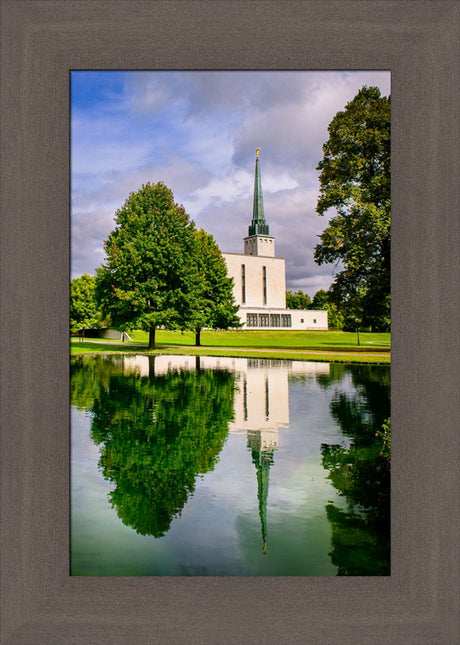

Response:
(256, 146), (262, 159)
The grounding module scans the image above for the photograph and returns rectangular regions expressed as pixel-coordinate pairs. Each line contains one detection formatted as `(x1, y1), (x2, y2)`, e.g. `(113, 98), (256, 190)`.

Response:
(70, 71), (391, 576)
(2, 0), (457, 641)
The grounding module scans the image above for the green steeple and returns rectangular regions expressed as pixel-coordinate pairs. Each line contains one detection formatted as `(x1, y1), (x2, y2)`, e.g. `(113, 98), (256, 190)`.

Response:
(248, 149), (270, 237)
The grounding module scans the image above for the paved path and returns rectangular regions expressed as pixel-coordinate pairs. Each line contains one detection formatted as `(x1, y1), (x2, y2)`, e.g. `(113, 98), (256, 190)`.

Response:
(72, 339), (390, 359)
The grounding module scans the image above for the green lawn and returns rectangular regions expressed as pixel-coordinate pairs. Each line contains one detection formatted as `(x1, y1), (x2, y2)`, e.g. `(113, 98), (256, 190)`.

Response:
(71, 329), (390, 364)
(128, 329), (390, 351)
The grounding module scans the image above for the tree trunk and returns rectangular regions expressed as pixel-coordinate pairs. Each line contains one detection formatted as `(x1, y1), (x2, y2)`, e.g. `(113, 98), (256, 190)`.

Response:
(195, 328), (201, 346)
(356, 328), (360, 346)
(148, 327), (156, 350)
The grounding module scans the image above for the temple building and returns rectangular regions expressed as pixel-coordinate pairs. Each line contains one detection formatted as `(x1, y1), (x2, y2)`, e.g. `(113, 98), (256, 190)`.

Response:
(222, 149), (328, 330)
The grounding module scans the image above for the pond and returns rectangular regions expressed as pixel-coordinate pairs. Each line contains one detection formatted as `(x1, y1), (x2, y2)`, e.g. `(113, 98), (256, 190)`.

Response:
(71, 354), (390, 576)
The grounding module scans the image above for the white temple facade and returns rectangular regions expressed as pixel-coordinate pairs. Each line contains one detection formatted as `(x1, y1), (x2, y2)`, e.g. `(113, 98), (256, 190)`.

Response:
(222, 150), (328, 331)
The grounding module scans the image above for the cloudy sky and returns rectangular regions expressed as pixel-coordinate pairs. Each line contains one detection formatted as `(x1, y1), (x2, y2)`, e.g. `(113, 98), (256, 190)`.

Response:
(71, 70), (390, 296)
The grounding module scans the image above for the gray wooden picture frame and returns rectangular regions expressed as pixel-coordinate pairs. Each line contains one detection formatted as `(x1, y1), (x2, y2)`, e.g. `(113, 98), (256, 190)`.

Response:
(1, 1), (458, 642)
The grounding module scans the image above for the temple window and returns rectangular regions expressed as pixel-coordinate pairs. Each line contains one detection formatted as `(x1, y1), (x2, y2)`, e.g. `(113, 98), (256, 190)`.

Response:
(281, 314), (292, 327)
(263, 266), (267, 305)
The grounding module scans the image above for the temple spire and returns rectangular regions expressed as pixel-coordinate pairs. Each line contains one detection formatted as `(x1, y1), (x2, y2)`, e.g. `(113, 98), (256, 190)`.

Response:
(249, 148), (269, 236)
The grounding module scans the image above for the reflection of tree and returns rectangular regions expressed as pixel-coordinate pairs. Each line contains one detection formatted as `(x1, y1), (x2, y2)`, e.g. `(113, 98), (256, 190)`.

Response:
(71, 355), (123, 411)
(73, 357), (235, 537)
(314, 363), (346, 389)
(289, 364), (348, 389)
(321, 364), (390, 575)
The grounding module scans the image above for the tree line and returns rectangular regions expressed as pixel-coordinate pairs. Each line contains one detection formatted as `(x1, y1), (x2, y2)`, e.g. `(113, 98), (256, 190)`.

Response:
(285, 289), (344, 330)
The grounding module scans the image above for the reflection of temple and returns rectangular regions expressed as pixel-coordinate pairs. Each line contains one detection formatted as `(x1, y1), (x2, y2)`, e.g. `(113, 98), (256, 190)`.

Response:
(122, 354), (329, 553)
(229, 358), (288, 555)
(230, 359), (288, 431)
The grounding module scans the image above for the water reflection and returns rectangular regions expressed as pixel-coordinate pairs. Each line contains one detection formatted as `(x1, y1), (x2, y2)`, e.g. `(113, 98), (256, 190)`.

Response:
(247, 431), (274, 555)
(319, 365), (391, 575)
(72, 355), (235, 537)
(71, 355), (390, 574)
(229, 357), (328, 555)
(71, 356), (329, 549)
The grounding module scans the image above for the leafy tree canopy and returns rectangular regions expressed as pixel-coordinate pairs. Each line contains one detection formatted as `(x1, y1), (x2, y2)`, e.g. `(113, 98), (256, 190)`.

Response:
(70, 273), (104, 334)
(192, 229), (240, 346)
(311, 289), (329, 310)
(309, 289), (346, 330)
(95, 182), (204, 348)
(314, 86), (391, 331)
(285, 290), (312, 310)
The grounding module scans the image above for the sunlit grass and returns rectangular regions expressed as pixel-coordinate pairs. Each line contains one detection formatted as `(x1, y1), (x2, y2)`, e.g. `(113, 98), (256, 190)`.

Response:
(127, 329), (391, 351)
(70, 329), (390, 364)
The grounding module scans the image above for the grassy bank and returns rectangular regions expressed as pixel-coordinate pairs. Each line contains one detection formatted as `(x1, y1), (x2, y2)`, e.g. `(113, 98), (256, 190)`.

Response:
(128, 328), (390, 350)
(71, 330), (390, 364)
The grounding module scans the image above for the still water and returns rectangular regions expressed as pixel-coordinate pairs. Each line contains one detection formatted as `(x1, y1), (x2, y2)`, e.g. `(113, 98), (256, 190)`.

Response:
(71, 355), (390, 576)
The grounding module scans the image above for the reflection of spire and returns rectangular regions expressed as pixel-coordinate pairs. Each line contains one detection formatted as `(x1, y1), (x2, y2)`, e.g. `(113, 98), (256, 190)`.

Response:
(265, 376), (269, 420)
(248, 430), (275, 555)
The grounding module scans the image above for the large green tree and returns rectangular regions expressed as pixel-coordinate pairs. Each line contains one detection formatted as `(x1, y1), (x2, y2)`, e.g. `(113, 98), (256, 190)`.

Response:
(192, 229), (240, 346)
(96, 182), (204, 349)
(314, 86), (391, 331)
(70, 273), (103, 335)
